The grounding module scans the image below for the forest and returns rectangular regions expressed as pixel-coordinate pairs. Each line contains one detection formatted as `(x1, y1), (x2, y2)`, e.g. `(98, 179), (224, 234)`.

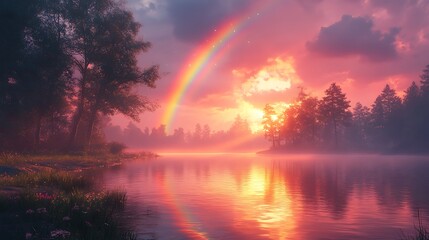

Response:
(0, 0), (159, 152)
(105, 115), (266, 151)
(262, 65), (429, 153)
(2, 0), (429, 155)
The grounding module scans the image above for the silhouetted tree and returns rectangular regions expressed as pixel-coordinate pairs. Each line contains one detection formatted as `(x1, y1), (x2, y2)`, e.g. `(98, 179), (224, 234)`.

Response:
(229, 115), (251, 137)
(402, 82), (424, 150)
(172, 127), (186, 146)
(350, 102), (371, 149)
(318, 83), (351, 148)
(123, 122), (144, 147)
(298, 96), (319, 145)
(419, 65), (429, 147)
(25, 0), (73, 149)
(263, 104), (281, 148)
(282, 104), (300, 146)
(202, 124), (211, 143)
(193, 124), (202, 144)
(66, 0), (160, 150)
(369, 84), (402, 150)
(0, 0), (72, 150)
(420, 65), (429, 95)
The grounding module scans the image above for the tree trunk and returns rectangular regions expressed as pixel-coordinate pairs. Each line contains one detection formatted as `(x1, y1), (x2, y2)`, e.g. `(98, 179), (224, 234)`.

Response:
(68, 105), (83, 148)
(85, 86), (103, 151)
(272, 134), (275, 149)
(68, 75), (86, 149)
(333, 118), (338, 149)
(85, 108), (97, 152)
(311, 121), (315, 144)
(34, 113), (42, 151)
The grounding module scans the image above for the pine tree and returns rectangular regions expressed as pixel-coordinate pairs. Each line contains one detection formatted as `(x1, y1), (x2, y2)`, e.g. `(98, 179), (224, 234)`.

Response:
(420, 65), (429, 96)
(369, 84), (402, 149)
(351, 102), (371, 149)
(318, 83), (351, 148)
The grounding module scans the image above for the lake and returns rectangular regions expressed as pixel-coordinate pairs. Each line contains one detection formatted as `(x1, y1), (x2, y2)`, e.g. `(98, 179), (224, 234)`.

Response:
(98, 153), (429, 240)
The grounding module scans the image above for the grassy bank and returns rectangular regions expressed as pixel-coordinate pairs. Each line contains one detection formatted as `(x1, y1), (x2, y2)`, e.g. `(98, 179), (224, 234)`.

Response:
(0, 152), (152, 239)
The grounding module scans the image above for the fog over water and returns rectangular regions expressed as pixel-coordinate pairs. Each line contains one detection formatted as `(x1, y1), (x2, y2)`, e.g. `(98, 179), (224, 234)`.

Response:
(97, 153), (429, 240)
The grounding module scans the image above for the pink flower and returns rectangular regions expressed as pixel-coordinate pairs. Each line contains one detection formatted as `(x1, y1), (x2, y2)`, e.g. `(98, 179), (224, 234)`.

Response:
(36, 208), (47, 214)
(50, 229), (71, 238)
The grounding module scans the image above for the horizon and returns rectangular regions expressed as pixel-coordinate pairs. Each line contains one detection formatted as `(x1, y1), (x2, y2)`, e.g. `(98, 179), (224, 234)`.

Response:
(108, 0), (429, 135)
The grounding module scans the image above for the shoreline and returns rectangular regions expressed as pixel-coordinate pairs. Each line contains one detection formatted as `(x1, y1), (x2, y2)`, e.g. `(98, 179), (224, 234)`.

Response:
(257, 148), (429, 156)
(0, 152), (157, 177)
(0, 151), (156, 239)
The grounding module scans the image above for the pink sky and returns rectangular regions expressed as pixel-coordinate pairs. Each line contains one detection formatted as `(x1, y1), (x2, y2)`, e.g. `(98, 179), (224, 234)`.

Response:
(111, 0), (429, 133)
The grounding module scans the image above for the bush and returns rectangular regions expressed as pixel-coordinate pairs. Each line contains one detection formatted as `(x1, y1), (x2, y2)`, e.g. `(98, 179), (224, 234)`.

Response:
(108, 142), (126, 155)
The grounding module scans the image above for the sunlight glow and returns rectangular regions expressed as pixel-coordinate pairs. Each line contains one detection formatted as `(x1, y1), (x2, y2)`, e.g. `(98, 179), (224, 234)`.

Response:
(236, 165), (296, 239)
(237, 57), (302, 97)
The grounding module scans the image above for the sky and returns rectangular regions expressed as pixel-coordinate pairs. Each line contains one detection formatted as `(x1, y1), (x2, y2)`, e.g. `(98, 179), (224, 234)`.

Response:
(110, 0), (429, 134)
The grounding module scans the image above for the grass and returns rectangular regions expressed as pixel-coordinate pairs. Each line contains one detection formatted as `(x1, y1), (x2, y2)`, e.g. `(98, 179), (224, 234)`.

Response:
(0, 152), (149, 240)
(0, 170), (91, 192)
(0, 152), (123, 168)
(0, 189), (135, 239)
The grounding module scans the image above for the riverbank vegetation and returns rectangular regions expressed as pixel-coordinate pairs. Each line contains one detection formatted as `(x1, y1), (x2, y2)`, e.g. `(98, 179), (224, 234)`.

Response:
(0, 0), (159, 237)
(262, 65), (429, 153)
(0, 152), (146, 239)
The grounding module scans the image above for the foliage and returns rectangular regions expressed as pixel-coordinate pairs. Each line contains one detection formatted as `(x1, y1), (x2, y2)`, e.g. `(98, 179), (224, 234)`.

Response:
(263, 104), (281, 148)
(264, 65), (429, 152)
(0, 190), (134, 240)
(0, 0), (159, 153)
(0, 155), (136, 239)
(107, 142), (127, 155)
(0, 170), (91, 192)
(318, 83), (352, 148)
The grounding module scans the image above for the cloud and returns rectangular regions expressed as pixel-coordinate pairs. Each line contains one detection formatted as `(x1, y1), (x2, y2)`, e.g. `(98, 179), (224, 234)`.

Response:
(236, 57), (302, 97)
(307, 15), (400, 61)
(368, 0), (410, 14)
(165, 0), (250, 42)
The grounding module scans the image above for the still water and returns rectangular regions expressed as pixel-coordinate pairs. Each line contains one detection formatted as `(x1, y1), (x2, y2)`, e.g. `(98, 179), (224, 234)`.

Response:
(99, 153), (429, 240)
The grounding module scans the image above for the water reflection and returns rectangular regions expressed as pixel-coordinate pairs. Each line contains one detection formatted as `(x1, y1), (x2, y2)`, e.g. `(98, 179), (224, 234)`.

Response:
(100, 154), (429, 239)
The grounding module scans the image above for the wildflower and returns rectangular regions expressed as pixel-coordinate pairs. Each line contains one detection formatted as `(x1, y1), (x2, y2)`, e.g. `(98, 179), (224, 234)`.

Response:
(36, 208), (47, 214)
(85, 221), (92, 227)
(50, 229), (71, 238)
(62, 216), (71, 221)
(25, 232), (32, 239)
(26, 209), (34, 214)
(36, 192), (54, 200)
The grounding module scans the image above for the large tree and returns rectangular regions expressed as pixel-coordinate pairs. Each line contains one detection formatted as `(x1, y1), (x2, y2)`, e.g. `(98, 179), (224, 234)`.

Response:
(297, 96), (319, 145)
(318, 83), (351, 148)
(402, 81), (425, 150)
(0, 0), (72, 150)
(369, 84), (402, 149)
(66, 0), (159, 149)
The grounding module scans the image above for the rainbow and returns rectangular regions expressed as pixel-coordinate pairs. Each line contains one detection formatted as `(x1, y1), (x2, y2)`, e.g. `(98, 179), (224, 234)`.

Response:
(156, 172), (209, 239)
(160, 1), (277, 132)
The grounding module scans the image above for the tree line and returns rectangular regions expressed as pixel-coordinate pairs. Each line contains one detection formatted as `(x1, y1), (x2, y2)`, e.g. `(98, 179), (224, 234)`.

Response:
(105, 115), (266, 151)
(263, 65), (429, 153)
(0, 0), (159, 152)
